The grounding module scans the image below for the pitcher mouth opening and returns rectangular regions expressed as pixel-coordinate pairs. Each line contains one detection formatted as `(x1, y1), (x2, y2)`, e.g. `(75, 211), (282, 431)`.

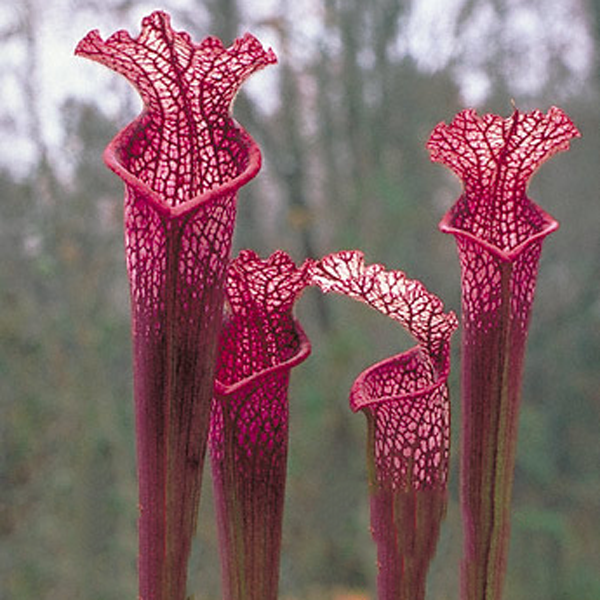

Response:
(439, 203), (559, 263)
(349, 344), (451, 414)
(213, 322), (311, 398)
(104, 117), (262, 219)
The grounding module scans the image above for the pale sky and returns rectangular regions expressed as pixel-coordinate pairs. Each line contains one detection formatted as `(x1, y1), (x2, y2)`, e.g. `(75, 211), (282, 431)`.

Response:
(0, 0), (594, 177)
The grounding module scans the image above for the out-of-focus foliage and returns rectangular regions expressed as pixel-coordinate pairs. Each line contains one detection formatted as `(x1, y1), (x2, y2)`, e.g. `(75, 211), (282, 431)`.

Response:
(1, 1), (599, 599)
(1, 103), (137, 599)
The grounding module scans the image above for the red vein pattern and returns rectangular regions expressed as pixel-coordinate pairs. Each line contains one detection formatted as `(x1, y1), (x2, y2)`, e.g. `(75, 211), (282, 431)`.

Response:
(211, 250), (311, 600)
(428, 107), (580, 600)
(75, 12), (276, 600)
(429, 107), (577, 255)
(311, 250), (457, 600)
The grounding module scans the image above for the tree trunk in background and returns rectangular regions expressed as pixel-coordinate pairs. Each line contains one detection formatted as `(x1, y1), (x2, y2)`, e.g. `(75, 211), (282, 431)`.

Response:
(588, 0), (600, 88)
(205, 0), (332, 338)
(275, 13), (332, 329)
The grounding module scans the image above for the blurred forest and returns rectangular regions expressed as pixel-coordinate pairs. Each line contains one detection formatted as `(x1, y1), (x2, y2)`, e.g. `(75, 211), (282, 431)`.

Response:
(1, 0), (599, 599)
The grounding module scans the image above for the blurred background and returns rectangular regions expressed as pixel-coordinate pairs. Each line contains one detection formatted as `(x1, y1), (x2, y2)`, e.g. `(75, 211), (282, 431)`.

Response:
(1, 0), (599, 598)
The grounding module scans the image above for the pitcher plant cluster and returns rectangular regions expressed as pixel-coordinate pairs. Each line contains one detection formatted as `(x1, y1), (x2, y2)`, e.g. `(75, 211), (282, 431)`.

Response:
(75, 11), (580, 600)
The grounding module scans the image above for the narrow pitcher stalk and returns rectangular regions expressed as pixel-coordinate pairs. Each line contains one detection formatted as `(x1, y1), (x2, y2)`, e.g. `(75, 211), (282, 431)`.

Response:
(428, 107), (580, 600)
(76, 12), (276, 599)
(311, 250), (458, 600)
(211, 250), (311, 600)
